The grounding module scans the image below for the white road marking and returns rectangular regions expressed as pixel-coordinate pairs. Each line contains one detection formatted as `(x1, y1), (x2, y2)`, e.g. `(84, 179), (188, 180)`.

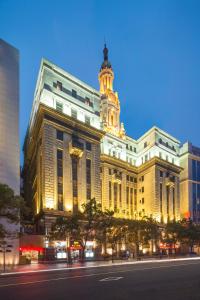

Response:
(1, 257), (200, 276)
(99, 276), (123, 282)
(0, 261), (199, 288)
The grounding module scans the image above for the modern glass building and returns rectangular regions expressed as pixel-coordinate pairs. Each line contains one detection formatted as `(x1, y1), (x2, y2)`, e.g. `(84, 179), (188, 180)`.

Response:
(0, 39), (20, 194)
(0, 39), (20, 265)
(180, 143), (200, 222)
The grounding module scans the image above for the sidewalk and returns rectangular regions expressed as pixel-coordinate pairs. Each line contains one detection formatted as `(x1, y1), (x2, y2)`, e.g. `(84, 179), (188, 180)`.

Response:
(1, 256), (200, 275)
(1, 259), (135, 274)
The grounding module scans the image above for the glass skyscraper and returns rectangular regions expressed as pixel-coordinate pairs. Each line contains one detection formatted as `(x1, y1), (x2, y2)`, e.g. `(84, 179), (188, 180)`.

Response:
(0, 39), (20, 194)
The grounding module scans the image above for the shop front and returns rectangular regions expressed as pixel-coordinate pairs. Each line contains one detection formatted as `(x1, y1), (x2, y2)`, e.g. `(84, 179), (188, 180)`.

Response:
(19, 246), (44, 263)
(68, 241), (82, 261)
(54, 241), (67, 259)
(19, 234), (45, 264)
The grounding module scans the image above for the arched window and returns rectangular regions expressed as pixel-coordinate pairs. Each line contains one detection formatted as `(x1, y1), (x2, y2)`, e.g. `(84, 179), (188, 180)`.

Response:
(111, 114), (114, 126)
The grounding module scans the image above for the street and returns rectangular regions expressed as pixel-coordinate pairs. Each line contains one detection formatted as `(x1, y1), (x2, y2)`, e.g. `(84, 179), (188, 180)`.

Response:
(1, 259), (200, 300)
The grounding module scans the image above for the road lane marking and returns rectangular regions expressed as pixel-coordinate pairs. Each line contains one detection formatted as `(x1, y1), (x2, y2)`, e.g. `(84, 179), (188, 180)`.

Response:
(0, 261), (199, 288)
(1, 257), (200, 276)
(99, 277), (123, 282)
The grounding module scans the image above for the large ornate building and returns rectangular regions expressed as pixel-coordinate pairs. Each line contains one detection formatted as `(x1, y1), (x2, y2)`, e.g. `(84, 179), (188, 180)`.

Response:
(24, 45), (183, 232)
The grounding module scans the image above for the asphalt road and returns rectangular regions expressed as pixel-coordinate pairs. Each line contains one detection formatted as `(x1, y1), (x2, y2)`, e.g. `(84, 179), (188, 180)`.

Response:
(1, 259), (200, 300)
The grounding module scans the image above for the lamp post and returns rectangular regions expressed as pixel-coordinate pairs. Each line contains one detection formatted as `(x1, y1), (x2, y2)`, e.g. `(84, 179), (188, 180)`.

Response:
(0, 241), (13, 273)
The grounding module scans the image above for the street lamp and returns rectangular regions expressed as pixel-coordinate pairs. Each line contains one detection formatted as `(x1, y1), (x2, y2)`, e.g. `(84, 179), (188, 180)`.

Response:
(0, 241), (13, 273)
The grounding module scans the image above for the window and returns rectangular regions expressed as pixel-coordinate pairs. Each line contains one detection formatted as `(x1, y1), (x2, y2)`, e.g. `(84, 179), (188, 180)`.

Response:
(114, 183), (118, 212)
(72, 89), (77, 98)
(197, 161), (200, 181)
(160, 183), (162, 214)
(144, 142), (147, 148)
(141, 186), (144, 193)
(39, 155), (43, 210)
(71, 108), (77, 119)
(172, 187), (175, 216)
(56, 101), (63, 113)
(141, 175), (144, 182)
(160, 171), (163, 177)
(166, 186), (170, 215)
(134, 178), (137, 183)
(127, 175), (129, 181)
(56, 130), (63, 141)
(56, 81), (62, 91)
(134, 147), (137, 153)
(130, 146), (133, 151)
(142, 198), (144, 204)
(130, 188), (133, 205)
(110, 114), (114, 125)
(130, 176), (133, 182)
(109, 181), (112, 207)
(85, 97), (90, 105)
(86, 142), (92, 151)
(57, 150), (63, 211)
(86, 159), (91, 200)
(109, 169), (112, 175)
(192, 160), (196, 181)
(145, 154), (148, 162)
(126, 144), (129, 150)
(119, 184), (122, 207)
(72, 156), (78, 212)
(126, 187), (129, 205)
(85, 116), (90, 125)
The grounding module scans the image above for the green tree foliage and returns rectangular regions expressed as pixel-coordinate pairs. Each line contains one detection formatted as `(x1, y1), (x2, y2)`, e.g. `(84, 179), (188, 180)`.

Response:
(0, 183), (29, 238)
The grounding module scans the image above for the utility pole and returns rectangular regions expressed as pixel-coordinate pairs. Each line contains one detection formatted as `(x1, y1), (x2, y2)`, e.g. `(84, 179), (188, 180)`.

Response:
(0, 241), (13, 273)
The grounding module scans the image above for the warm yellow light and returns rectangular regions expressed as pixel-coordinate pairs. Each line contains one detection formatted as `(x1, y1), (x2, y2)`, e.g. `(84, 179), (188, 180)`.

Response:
(66, 204), (72, 211)
(46, 198), (54, 209)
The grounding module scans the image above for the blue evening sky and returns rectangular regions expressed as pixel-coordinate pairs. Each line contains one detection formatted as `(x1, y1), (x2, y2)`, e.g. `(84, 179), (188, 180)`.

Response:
(1, 0), (200, 163)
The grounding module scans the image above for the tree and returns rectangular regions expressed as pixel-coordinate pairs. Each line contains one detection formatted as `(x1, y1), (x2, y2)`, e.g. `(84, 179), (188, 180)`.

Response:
(106, 218), (127, 261)
(95, 209), (115, 257)
(126, 219), (152, 259)
(163, 220), (184, 252)
(180, 219), (200, 252)
(143, 217), (160, 254)
(79, 198), (102, 261)
(50, 214), (80, 262)
(0, 183), (28, 239)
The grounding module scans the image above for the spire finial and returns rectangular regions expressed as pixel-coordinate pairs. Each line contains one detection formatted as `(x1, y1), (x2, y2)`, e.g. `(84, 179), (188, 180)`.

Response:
(103, 44), (108, 61)
(100, 43), (112, 70)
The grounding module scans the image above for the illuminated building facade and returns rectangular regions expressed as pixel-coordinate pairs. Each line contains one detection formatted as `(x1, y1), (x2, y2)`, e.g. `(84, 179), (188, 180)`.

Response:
(180, 142), (200, 223)
(0, 39), (20, 265)
(24, 46), (182, 232)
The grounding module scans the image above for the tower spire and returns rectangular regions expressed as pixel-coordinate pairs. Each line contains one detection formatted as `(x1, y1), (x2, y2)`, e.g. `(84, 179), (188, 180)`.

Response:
(101, 44), (112, 71)
(98, 44), (125, 138)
